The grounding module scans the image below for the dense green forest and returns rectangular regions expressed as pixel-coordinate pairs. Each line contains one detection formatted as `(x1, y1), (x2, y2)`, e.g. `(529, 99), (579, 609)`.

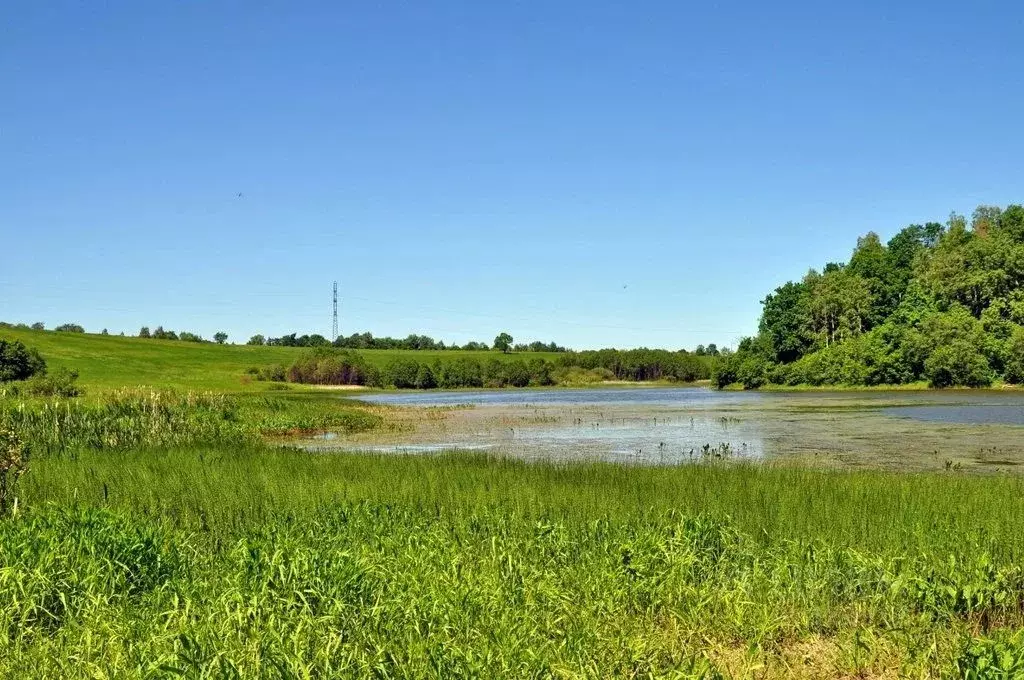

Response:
(715, 204), (1024, 388)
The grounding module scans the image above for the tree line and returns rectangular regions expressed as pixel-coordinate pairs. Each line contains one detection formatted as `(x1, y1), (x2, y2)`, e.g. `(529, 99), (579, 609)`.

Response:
(271, 346), (716, 390)
(138, 327), (229, 344)
(0, 322), (232, 344)
(715, 203), (1024, 388)
(557, 348), (713, 382)
(0, 322), (85, 333)
(276, 349), (555, 389)
(246, 330), (568, 353)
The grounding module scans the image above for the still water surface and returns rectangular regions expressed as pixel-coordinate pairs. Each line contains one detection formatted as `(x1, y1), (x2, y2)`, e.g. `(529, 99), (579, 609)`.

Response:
(332, 387), (1024, 469)
(360, 387), (1024, 424)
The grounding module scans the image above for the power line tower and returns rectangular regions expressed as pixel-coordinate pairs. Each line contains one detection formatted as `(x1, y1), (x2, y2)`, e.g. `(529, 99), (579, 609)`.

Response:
(332, 281), (339, 341)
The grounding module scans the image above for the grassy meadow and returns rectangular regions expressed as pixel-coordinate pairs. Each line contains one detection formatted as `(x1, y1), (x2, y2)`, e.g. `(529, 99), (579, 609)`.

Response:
(0, 328), (562, 392)
(3, 330), (1024, 677)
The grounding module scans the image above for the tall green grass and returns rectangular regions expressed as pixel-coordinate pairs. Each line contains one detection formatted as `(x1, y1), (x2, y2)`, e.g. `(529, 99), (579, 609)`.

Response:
(0, 390), (382, 456)
(5, 448), (1024, 676)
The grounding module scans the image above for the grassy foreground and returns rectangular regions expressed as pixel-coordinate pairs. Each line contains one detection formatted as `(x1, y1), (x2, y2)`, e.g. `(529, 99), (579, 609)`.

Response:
(0, 328), (561, 392)
(3, 449), (1024, 677)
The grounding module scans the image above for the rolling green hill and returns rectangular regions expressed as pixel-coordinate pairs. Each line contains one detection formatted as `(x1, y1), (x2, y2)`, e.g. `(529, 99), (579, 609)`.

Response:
(0, 328), (561, 392)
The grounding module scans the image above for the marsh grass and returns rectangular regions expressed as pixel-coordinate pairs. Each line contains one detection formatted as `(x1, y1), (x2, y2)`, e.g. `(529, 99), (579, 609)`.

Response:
(0, 390), (383, 457)
(4, 448), (1024, 676)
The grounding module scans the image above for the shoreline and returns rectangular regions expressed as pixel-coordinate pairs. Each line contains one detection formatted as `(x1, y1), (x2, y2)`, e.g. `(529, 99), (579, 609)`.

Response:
(309, 379), (1023, 396)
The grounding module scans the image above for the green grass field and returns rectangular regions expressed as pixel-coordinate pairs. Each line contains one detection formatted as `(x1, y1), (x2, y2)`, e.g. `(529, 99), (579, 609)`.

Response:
(5, 449), (1024, 677)
(4, 328), (1024, 676)
(0, 328), (561, 392)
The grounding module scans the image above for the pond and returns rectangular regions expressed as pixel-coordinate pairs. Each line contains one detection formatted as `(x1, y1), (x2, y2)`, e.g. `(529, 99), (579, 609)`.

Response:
(312, 387), (1024, 472)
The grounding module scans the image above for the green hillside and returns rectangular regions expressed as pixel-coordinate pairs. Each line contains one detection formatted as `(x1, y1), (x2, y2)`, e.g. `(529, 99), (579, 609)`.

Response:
(0, 328), (560, 392)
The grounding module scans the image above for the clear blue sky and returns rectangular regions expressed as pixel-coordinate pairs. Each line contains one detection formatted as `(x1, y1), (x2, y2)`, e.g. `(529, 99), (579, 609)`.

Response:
(3, 1), (1022, 349)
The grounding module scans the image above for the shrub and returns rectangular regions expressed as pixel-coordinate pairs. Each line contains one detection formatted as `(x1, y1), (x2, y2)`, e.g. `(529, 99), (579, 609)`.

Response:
(152, 326), (178, 341)
(528, 358), (554, 386)
(437, 358), (483, 388)
(0, 338), (46, 382)
(54, 323), (85, 333)
(1004, 327), (1024, 384)
(21, 367), (83, 397)
(504, 361), (532, 387)
(925, 341), (993, 388)
(552, 366), (613, 385)
(414, 364), (437, 389)
(262, 365), (287, 382)
(247, 365), (286, 382)
(288, 348), (372, 386)
(384, 359), (420, 389)
(484, 359), (507, 387)
(736, 356), (770, 389)
(712, 355), (739, 388)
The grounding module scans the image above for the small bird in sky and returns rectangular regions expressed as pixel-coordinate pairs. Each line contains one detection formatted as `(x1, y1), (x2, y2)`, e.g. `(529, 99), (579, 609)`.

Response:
(236, 192), (244, 198)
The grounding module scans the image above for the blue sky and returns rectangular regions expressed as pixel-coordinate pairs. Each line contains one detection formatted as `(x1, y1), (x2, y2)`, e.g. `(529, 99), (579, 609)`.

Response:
(3, 1), (1023, 349)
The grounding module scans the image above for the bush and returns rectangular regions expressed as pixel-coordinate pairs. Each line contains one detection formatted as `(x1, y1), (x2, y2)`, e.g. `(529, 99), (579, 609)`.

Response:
(414, 364), (437, 389)
(54, 323), (84, 333)
(437, 358), (483, 388)
(287, 349), (372, 386)
(780, 340), (871, 386)
(736, 356), (770, 389)
(484, 359), (507, 387)
(504, 361), (532, 387)
(552, 366), (613, 386)
(527, 358), (554, 386)
(0, 338), (46, 382)
(20, 367), (83, 397)
(152, 326), (178, 341)
(925, 341), (993, 388)
(250, 365), (286, 382)
(1003, 327), (1024, 384)
(384, 359), (420, 389)
(557, 348), (712, 382)
(711, 355), (739, 388)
